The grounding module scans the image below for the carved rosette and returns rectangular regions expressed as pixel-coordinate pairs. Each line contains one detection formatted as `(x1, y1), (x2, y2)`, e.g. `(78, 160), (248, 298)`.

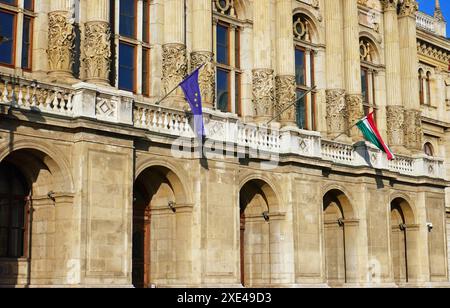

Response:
(386, 105), (405, 146)
(191, 51), (215, 108)
(398, 0), (418, 17)
(346, 94), (363, 136)
(47, 11), (75, 74)
(162, 44), (188, 95)
(252, 69), (275, 119)
(275, 75), (296, 125)
(404, 109), (423, 150)
(84, 21), (111, 83)
(326, 89), (347, 134)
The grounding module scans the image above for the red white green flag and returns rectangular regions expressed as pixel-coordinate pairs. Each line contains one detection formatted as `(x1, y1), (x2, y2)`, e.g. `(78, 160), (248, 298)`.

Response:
(356, 112), (395, 161)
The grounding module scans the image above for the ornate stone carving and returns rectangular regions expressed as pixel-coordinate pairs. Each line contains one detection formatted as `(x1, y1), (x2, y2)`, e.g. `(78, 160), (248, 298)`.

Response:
(346, 94), (363, 136)
(386, 105), (405, 146)
(326, 89), (347, 134)
(404, 109), (423, 150)
(252, 69), (275, 119)
(380, 0), (398, 11)
(398, 0), (418, 17)
(275, 75), (296, 125)
(162, 44), (188, 95)
(47, 11), (75, 74)
(84, 21), (111, 83)
(191, 51), (215, 108)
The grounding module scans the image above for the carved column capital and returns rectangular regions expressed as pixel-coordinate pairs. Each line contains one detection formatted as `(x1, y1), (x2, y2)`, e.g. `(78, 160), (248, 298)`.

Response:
(275, 75), (296, 126)
(84, 21), (111, 85)
(380, 0), (399, 12)
(191, 51), (215, 109)
(252, 69), (275, 121)
(398, 0), (418, 17)
(326, 89), (347, 135)
(162, 43), (188, 101)
(386, 105), (405, 147)
(346, 94), (363, 138)
(47, 11), (75, 78)
(404, 109), (423, 150)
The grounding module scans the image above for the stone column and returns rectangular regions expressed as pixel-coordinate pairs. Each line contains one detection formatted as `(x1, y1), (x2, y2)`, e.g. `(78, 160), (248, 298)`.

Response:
(163, 0), (188, 107)
(382, 0), (405, 150)
(275, 0), (296, 126)
(47, 0), (75, 79)
(398, 0), (423, 151)
(324, 0), (347, 137)
(253, 0), (274, 123)
(342, 0), (363, 139)
(84, 0), (111, 85)
(191, 0), (215, 109)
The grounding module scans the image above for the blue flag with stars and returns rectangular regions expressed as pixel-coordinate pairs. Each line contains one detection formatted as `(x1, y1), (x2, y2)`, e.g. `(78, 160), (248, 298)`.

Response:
(180, 67), (205, 141)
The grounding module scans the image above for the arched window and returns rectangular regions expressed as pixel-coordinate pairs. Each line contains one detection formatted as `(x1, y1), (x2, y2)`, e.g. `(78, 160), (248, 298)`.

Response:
(0, 162), (30, 258)
(111, 0), (151, 96)
(214, 0), (241, 115)
(293, 13), (317, 131)
(360, 37), (378, 119)
(424, 142), (434, 156)
(0, 0), (34, 70)
(418, 69), (425, 105)
(426, 71), (432, 106)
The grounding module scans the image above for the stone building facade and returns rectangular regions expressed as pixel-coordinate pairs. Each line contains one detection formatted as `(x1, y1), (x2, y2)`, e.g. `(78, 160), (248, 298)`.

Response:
(0, 0), (449, 288)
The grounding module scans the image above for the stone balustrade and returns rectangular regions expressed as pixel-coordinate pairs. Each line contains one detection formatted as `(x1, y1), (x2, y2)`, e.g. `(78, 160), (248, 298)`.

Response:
(0, 75), (445, 179)
(416, 11), (436, 33)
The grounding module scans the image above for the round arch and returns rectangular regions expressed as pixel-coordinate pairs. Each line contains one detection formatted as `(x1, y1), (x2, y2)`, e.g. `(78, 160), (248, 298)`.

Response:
(322, 185), (356, 219)
(359, 34), (382, 64)
(292, 7), (324, 44)
(0, 140), (74, 194)
(239, 174), (283, 213)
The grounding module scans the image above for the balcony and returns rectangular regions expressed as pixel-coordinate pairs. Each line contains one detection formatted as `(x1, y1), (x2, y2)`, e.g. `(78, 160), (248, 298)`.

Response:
(0, 75), (445, 180)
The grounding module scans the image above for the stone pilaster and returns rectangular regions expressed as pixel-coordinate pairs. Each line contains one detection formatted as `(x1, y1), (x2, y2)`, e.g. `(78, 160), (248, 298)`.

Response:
(275, 76), (296, 125)
(324, 0), (346, 136)
(84, 0), (111, 85)
(326, 89), (347, 135)
(192, 0), (214, 108)
(386, 105), (405, 147)
(404, 109), (423, 151)
(342, 0), (363, 138)
(275, 0), (296, 126)
(47, 11), (75, 79)
(191, 52), (215, 109)
(253, 0), (274, 121)
(253, 69), (275, 122)
(398, 0), (423, 151)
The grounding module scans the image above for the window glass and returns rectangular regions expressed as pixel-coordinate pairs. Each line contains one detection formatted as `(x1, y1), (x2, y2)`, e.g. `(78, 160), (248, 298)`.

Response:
(296, 90), (306, 129)
(0, 0), (16, 6)
(142, 48), (150, 96)
(0, 11), (15, 65)
(217, 24), (229, 65)
(142, 0), (149, 43)
(119, 43), (135, 92)
(24, 0), (33, 10)
(120, 0), (136, 38)
(295, 49), (305, 86)
(217, 69), (229, 112)
(21, 16), (32, 69)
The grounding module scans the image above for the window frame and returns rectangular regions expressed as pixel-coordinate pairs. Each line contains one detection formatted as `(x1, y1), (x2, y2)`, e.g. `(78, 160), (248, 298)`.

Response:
(0, 8), (17, 68)
(118, 41), (137, 93)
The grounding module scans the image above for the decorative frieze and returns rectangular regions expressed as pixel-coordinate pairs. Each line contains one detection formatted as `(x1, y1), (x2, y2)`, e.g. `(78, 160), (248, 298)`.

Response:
(252, 69), (275, 119)
(404, 109), (423, 150)
(275, 75), (296, 125)
(191, 52), (215, 108)
(47, 11), (75, 75)
(326, 89), (347, 134)
(84, 22), (111, 84)
(386, 105), (405, 146)
(162, 44), (188, 95)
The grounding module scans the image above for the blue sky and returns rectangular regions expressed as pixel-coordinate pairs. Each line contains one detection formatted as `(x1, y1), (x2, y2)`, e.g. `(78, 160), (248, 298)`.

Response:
(417, 0), (450, 37)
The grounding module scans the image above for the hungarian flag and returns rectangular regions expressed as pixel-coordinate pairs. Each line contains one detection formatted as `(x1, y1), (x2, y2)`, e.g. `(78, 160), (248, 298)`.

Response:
(356, 112), (395, 160)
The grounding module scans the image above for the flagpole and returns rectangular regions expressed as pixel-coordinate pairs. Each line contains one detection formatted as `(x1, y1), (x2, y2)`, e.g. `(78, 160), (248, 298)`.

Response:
(266, 86), (317, 125)
(331, 122), (359, 141)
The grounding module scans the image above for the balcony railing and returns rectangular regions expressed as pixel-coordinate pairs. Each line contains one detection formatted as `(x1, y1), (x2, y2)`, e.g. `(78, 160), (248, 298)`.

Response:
(0, 75), (445, 180)
(416, 11), (436, 33)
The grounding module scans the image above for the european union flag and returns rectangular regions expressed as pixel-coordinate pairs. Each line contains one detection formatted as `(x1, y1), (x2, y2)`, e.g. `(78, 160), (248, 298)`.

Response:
(180, 67), (205, 142)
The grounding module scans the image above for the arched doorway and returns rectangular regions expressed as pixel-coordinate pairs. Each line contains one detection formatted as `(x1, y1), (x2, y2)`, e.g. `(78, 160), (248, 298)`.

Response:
(0, 161), (30, 259)
(132, 165), (188, 288)
(323, 189), (357, 286)
(239, 179), (278, 287)
(390, 197), (416, 285)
